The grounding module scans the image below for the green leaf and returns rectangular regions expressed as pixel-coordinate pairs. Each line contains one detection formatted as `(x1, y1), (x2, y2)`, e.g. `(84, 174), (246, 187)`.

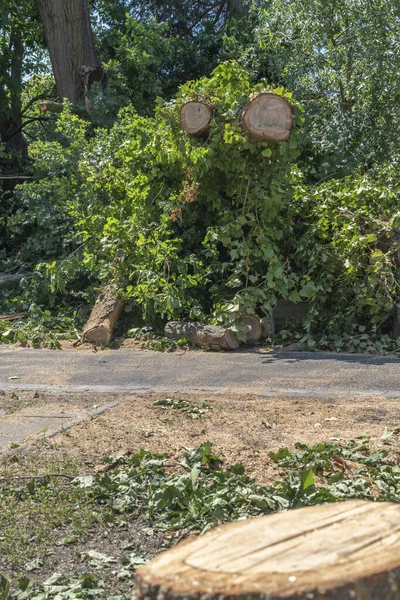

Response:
(300, 468), (315, 491)
(269, 448), (291, 463)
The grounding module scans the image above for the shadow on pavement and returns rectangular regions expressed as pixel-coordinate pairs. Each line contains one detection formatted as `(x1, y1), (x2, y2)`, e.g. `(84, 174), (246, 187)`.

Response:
(256, 349), (400, 366)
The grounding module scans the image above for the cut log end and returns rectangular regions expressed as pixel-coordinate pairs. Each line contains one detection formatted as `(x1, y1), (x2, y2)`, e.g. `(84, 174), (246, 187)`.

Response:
(238, 314), (262, 342)
(179, 101), (212, 135)
(136, 500), (400, 600)
(82, 288), (124, 346)
(242, 93), (292, 141)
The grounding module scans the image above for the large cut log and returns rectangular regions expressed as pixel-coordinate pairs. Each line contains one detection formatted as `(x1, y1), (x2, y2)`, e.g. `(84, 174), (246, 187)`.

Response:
(0, 272), (30, 290)
(82, 287), (124, 346)
(179, 101), (213, 136)
(164, 321), (240, 350)
(242, 93), (292, 141)
(136, 500), (400, 600)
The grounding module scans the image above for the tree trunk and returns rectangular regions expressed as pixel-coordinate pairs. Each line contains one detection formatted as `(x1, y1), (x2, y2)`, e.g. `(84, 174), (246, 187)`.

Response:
(82, 287), (124, 346)
(164, 321), (240, 350)
(242, 93), (293, 141)
(179, 102), (213, 135)
(36, 0), (106, 103)
(0, 25), (28, 157)
(137, 500), (400, 600)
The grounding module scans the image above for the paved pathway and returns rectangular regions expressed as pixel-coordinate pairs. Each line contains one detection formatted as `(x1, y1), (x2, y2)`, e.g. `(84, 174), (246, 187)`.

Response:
(1, 346), (400, 396)
(1, 346), (400, 457)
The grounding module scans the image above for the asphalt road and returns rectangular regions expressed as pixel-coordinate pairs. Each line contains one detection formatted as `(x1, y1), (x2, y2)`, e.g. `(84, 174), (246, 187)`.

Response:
(1, 346), (400, 397)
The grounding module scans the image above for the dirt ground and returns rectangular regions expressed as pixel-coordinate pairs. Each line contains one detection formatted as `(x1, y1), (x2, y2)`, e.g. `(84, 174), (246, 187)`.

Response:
(2, 388), (400, 594)
(2, 389), (400, 481)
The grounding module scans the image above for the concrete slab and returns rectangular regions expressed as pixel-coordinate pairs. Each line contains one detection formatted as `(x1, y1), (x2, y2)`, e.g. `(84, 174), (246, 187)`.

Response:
(0, 402), (118, 458)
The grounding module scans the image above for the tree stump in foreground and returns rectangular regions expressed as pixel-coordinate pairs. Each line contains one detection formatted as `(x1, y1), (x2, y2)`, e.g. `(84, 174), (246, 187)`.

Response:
(136, 500), (400, 600)
(242, 93), (292, 141)
(82, 287), (124, 346)
(164, 321), (240, 350)
(179, 101), (213, 135)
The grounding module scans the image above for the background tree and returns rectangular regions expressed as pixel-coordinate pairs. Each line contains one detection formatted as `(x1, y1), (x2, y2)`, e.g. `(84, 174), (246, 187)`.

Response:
(0, 0), (48, 162)
(240, 0), (400, 177)
(92, 0), (252, 114)
(36, 0), (106, 106)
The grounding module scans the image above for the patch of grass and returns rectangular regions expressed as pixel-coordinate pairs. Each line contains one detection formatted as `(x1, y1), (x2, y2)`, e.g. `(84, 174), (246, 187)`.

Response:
(0, 460), (101, 570)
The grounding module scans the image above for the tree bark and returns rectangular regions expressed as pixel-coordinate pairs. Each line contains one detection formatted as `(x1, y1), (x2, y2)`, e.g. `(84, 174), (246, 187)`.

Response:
(82, 287), (124, 346)
(164, 321), (240, 350)
(179, 102), (213, 135)
(137, 500), (400, 600)
(36, 0), (106, 103)
(0, 25), (28, 157)
(242, 93), (292, 141)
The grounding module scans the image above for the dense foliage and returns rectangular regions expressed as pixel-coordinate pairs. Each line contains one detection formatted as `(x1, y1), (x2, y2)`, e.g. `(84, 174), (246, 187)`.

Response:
(239, 0), (400, 178)
(2, 0), (400, 348)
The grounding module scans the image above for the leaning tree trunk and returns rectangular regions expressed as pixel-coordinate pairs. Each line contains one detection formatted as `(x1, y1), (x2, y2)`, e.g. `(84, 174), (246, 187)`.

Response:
(82, 287), (124, 346)
(137, 500), (400, 600)
(36, 0), (106, 104)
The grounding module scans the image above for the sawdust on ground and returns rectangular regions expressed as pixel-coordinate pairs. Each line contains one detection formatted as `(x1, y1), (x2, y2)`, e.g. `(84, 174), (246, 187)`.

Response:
(2, 390), (399, 482)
